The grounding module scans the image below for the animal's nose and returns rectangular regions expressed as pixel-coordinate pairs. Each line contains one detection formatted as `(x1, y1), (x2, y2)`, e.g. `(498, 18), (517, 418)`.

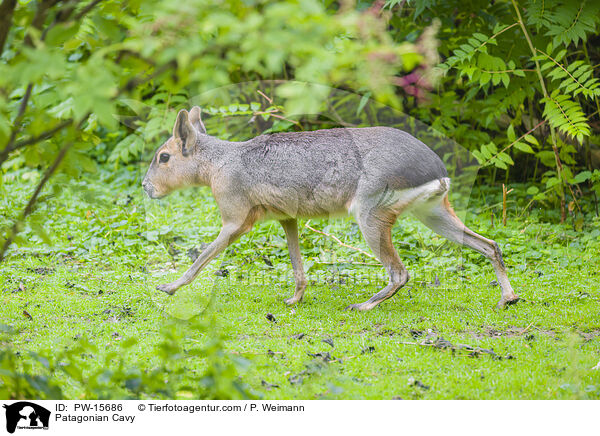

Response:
(142, 180), (155, 198)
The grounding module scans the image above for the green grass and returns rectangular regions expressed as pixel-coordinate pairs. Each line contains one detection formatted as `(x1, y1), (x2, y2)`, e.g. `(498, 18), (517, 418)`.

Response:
(1, 168), (600, 399)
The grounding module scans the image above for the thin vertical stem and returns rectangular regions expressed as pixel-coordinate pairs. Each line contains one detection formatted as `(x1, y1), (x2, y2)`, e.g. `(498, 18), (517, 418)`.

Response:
(502, 184), (508, 227)
(511, 0), (566, 222)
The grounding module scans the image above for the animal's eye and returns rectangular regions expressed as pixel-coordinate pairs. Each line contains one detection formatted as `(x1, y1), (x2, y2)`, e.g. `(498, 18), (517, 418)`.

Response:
(159, 153), (170, 164)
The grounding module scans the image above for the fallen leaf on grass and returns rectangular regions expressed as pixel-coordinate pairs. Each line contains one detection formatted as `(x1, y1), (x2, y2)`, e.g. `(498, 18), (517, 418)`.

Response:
(408, 377), (430, 390)
(187, 247), (200, 262)
(307, 352), (334, 362)
(9, 282), (26, 293)
(27, 267), (54, 275)
(409, 329), (425, 338)
(322, 338), (334, 348)
(214, 268), (229, 277)
(266, 349), (285, 360)
(288, 353), (335, 385)
(288, 374), (303, 385)
(261, 380), (279, 390)
(399, 335), (515, 360)
(262, 255), (273, 267)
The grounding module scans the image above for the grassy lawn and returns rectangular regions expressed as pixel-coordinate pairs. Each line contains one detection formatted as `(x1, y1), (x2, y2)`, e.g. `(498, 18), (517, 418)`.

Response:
(1, 169), (600, 399)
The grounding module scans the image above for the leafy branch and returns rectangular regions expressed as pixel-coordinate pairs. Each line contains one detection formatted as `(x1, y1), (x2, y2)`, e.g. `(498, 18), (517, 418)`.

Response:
(536, 48), (600, 99)
(542, 90), (590, 142)
(0, 57), (182, 261)
(442, 22), (519, 69)
(480, 120), (545, 168)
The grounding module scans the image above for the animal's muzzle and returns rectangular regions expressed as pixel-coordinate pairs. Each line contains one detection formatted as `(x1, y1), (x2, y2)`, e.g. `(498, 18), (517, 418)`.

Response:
(142, 180), (156, 199)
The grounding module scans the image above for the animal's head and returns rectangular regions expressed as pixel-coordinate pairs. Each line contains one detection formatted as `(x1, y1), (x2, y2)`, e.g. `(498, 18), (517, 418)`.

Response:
(142, 106), (206, 199)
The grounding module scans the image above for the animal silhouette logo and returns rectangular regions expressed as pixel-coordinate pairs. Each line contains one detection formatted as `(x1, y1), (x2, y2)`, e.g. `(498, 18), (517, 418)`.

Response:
(2, 402), (50, 433)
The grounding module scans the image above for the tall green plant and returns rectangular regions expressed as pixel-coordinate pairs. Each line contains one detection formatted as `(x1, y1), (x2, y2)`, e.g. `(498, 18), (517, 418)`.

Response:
(425, 0), (600, 221)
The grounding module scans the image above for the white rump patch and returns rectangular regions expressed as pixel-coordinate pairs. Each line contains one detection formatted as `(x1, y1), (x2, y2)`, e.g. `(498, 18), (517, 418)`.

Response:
(348, 178), (450, 218)
(387, 177), (450, 215)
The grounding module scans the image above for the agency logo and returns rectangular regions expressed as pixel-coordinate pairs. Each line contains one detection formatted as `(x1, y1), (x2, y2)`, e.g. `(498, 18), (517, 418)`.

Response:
(2, 402), (50, 434)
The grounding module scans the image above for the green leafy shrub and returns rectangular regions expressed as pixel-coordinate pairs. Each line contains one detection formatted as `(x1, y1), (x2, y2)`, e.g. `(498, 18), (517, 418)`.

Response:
(0, 318), (253, 400)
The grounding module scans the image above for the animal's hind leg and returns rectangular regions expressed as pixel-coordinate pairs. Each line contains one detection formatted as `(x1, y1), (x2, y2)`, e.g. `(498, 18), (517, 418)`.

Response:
(413, 196), (519, 308)
(346, 208), (409, 311)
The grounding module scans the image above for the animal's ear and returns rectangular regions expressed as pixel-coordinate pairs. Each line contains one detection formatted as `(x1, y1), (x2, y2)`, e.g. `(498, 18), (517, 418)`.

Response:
(173, 109), (197, 156)
(188, 106), (206, 134)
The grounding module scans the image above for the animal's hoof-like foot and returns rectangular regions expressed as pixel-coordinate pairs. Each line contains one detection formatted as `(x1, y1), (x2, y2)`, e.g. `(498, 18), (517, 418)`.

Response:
(284, 296), (302, 306)
(496, 296), (520, 309)
(156, 283), (178, 295)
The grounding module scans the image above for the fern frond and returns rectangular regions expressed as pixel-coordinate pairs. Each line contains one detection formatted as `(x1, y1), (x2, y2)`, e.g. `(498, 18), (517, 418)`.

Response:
(526, 0), (560, 30)
(441, 24), (525, 90)
(542, 90), (590, 143)
(441, 23), (518, 70)
(537, 49), (600, 99)
(544, 1), (600, 46)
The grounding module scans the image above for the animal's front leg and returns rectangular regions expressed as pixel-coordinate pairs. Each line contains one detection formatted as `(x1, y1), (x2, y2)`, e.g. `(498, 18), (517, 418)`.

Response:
(157, 222), (251, 295)
(280, 218), (307, 305)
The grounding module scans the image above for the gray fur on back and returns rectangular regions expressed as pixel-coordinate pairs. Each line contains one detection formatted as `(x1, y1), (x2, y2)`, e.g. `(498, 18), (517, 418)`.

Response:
(202, 126), (448, 219)
(242, 127), (445, 187)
